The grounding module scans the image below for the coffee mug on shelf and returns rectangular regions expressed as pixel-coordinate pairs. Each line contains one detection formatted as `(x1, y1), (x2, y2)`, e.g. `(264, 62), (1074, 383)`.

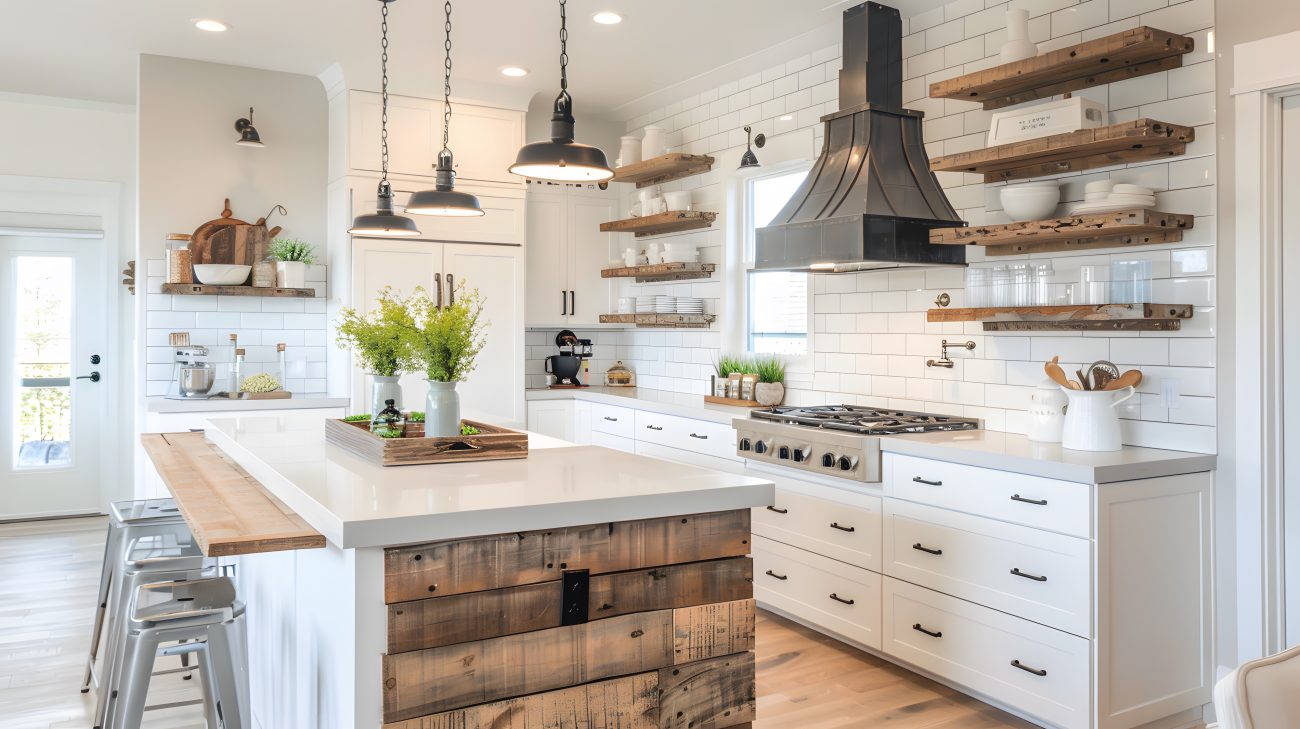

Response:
(664, 190), (692, 211)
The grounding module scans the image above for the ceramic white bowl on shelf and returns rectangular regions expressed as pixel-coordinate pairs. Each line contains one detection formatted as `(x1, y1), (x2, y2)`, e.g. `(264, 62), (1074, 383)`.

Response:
(192, 264), (251, 286)
(1000, 183), (1060, 221)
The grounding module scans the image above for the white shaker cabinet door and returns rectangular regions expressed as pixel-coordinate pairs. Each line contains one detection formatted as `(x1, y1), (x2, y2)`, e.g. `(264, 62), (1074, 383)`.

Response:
(525, 191), (569, 327)
(567, 194), (618, 327)
(348, 91), (437, 179)
(444, 243), (525, 428)
(449, 103), (525, 185)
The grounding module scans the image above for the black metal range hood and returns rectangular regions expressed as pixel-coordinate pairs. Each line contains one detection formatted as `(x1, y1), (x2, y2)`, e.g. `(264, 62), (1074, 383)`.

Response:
(755, 2), (966, 273)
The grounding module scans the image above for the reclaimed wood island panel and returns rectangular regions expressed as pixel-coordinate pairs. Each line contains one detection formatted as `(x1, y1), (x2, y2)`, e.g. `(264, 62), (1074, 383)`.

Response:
(380, 510), (758, 728)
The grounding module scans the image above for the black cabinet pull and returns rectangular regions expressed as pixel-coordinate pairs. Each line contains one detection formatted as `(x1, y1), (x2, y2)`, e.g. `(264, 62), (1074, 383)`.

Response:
(1011, 568), (1047, 582)
(1011, 660), (1047, 677)
(645, 425), (663, 431)
(447, 274), (454, 305)
(829, 522), (855, 533)
(764, 569), (788, 581)
(689, 433), (708, 440)
(829, 593), (855, 605)
(560, 289), (567, 316)
(603, 416), (618, 422)
(435, 273), (444, 308)
(1011, 494), (1048, 506)
(912, 623), (942, 638)
(766, 506), (788, 514)
(912, 476), (943, 486)
(569, 290), (575, 314)
(912, 543), (943, 555)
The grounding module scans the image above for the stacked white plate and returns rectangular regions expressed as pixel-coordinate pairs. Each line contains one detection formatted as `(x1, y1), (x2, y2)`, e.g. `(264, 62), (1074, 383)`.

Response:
(635, 296), (656, 313)
(675, 297), (704, 314)
(1071, 181), (1158, 214)
(654, 296), (677, 313)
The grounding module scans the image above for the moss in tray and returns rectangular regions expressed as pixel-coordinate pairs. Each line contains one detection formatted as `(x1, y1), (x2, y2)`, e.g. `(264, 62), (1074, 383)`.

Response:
(343, 414), (371, 422)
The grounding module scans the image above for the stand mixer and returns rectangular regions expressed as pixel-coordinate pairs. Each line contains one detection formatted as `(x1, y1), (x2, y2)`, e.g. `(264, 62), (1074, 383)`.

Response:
(167, 345), (216, 399)
(545, 329), (593, 388)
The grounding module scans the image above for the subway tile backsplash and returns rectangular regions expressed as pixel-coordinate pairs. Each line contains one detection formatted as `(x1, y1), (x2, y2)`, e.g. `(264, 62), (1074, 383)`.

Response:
(142, 259), (329, 396)
(598, 0), (1216, 453)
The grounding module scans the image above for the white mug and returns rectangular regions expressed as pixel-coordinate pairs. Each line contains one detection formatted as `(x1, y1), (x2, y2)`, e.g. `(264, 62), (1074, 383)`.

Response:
(619, 135), (642, 167)
(642, 125), (667, 158)
(623, 248), (638, 267)
(1060, 386), (1135, 451)
(664, 191), (692, 211)
(640, 196), (665, 216)
(646, 242), (662, 264)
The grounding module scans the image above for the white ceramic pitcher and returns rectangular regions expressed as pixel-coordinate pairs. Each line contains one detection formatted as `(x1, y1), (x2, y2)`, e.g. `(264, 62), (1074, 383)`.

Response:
(1060, 386), (1135, 452)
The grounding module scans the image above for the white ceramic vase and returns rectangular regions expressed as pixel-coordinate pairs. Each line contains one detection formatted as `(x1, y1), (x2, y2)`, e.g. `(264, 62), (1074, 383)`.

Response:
(424, 381), (461, 438)
(370, 375), (403, 416)
(1027, 379), (1067, 443)
(1000, 9), (1039, 64)
(754, 382), (785, 407)
(618, 135), (642, 167)
(641, 125), (668, 158)
(276, 260), (307, 288)
(1060, 386), (1135, 451)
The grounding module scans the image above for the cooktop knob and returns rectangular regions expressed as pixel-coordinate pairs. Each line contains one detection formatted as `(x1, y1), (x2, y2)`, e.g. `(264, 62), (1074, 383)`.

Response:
(777, 445), (791, 460)
(837, 455), (858, 472)
(821, 453), (837, 468)
(738, 437), (752, 451)
(792, 446), (810, 463)
(753, 440), (769, 455)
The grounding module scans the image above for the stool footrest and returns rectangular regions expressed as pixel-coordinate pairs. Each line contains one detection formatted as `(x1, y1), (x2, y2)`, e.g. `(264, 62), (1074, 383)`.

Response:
(144, 698), (205, 712)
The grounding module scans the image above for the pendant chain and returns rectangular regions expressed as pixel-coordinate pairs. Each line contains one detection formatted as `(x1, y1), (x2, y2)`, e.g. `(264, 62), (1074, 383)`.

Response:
(379, 1), (392, 188)
(558, 0), (568, 93)
(442, 0), (452, 151)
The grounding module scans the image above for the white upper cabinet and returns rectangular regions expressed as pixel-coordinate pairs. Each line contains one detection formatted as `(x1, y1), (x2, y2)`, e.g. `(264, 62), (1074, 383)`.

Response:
(525, 191), (568, 327)
(347, 91), (524, 186)
(525, 182), (618, 328)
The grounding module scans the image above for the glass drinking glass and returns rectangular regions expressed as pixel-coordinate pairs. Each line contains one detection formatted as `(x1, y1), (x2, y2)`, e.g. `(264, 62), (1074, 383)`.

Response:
(964, 268), (990, 308)
(1033, 262), (1055, 306)
(1077, 264), (1111, 305)
(1110, 259), (1153, 304)
(991, 266), (1011, 307)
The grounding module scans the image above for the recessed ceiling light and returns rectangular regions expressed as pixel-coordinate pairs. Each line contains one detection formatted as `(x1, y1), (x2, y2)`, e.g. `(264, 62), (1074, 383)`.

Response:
(193, 19), (228, 32)
(780, 114), (793, 121)
(592, 11), (622, 24)
(499, 66), (529, 78)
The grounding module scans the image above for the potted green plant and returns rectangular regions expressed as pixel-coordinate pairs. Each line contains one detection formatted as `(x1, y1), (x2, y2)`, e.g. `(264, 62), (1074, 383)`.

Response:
(752, 355), (787, 406)
(335, 287), (417, 416)
(268, 237), (317, 288)
(401, 282), (487, 437)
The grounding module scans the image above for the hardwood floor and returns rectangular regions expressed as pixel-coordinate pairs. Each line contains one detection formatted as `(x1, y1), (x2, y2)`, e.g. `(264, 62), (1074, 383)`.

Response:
(0, 516), (1036, 729)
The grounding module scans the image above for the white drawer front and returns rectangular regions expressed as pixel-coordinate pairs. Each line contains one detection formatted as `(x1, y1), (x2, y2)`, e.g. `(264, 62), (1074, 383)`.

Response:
(590, 403), (635, 438)
(885, 453), (1092, 537)
(634, 441), (744, 474)
(753, 536), (882, 650)
(634, 411), (737, 461)
(753, 486), (882, 573)
(590, 431), (635, 453)
(882, 577), (1090, 729)
(883, 499), (1091, 637)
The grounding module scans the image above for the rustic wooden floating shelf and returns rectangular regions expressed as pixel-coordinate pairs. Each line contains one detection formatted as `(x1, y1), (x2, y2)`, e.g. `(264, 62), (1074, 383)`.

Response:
(601, 262), (717, 282)
(161, 283), (315, 298)
(930, 209), (1194, 256)
(611, 153), (714, 188)
(930, 119), (1194, 183)
(599, 210), (718, 237)
(928, 303), (1194, 323)
(599, 313), (716, 328)
(983, 319), (1183, 331)
(929, 27), (1195, 110)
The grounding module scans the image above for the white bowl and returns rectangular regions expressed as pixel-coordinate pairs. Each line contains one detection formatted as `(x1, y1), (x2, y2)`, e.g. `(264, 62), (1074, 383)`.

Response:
(1085, 180), (1116, 193)
(192, 264), (252, 286)
(1001, 184), (1060, 221)
(1111, 183), (1153, 195)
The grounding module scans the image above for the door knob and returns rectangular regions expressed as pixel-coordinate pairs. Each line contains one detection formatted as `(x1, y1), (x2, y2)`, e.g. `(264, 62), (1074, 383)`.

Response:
(90, 354), (102, 364)
(76, 371), (101, 383)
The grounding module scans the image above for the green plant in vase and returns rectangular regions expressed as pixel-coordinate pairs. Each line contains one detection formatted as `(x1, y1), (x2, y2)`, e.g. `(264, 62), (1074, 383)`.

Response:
(751, 355), (787, 406)
(268, 237), (317, 288)
(335, 286), (418, 420)
(401, 282), (487, 438)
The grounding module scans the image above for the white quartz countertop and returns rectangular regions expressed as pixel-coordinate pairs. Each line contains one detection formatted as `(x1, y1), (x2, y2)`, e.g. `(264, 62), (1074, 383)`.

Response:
(525, 386), (755, 425)
(203, 413), (774, 549)
(881, 430), (1216, 484)
(147, 394), (349, 413)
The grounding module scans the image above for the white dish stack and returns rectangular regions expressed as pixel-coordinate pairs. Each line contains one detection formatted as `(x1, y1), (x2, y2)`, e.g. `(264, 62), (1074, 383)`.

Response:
(1071, 181), (1157, 215)
(654, 296), (677, 314)
(675, 297), (704, 314)
(635, 296), (656, 314)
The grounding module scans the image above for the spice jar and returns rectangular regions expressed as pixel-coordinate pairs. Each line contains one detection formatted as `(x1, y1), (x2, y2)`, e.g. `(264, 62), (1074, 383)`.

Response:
(165, 234), (193, 284)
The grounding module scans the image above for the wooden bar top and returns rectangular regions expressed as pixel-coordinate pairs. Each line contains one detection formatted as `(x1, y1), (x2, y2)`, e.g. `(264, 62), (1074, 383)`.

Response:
(141, 431), (326, 556)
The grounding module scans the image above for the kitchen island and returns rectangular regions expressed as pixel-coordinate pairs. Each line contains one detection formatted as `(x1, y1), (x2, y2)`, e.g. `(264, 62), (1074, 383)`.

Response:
(150, 414), (774, 729)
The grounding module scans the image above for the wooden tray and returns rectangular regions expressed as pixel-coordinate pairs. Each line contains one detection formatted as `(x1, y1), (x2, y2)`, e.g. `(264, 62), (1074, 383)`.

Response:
(325, 418), (528, 466)
(704, 395), (763, 408)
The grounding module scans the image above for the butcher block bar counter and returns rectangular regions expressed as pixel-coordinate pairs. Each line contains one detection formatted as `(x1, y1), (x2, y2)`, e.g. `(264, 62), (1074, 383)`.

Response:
(143, 414), (774, 729)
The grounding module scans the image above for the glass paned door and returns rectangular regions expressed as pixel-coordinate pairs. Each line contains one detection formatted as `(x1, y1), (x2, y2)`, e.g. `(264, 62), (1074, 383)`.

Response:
(1, 237), (107, 519)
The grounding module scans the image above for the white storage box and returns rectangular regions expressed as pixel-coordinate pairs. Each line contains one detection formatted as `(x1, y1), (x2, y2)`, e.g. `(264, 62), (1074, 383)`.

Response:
(987, 97), (1107, 147)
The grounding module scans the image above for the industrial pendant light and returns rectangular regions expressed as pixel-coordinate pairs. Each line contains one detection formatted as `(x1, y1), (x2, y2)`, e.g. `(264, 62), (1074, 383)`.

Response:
(738, 126), (765, 169)
(407, 1), (483, 217)
(234, 107), (264, 147)
(349, 0), (421, 237)
(507, 0), (614, 182)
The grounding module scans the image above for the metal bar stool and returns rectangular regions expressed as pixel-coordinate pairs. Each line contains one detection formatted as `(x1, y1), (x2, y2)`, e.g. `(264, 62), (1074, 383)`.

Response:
(107, 576), (248, 729)
(83, 498), (189, 693)
(93, 537), (215, 729)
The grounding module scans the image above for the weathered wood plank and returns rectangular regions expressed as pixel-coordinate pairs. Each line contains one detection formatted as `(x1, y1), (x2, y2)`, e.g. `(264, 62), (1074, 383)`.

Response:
(382, 600), (755, 722)
(140, 432), (325, 556)
(928, 27), (1194, 109)
(926, 303), (1194, 323)
(159, 283), (315, 297)
(388, 558), (754, 654)
(599, 211), (718, 238)
(982, 319), (1183, 331)
(597, 314), (716, 328)
(612, 153), (715, 188)
(325, 418), (528, 467)
(384, 511), (751, 604)
(658, 652), (755, 729)
(929, 210), (1193, 250)
(601, 263), (717, 282)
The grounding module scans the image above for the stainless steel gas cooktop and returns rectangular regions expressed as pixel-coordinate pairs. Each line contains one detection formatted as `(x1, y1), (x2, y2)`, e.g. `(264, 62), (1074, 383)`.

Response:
(734, 406), (980, 483)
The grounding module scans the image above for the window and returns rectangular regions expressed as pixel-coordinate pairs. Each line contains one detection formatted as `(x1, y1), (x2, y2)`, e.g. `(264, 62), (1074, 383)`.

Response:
(744, 168), (810, 355)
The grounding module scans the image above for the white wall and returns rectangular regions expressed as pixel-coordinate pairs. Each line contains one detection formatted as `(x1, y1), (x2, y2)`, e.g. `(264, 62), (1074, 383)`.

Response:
(598, 0), (1216, 455)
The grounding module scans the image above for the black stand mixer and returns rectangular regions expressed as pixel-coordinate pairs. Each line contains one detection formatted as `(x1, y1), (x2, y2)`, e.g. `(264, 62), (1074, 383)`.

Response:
(545, 329), (593, 388)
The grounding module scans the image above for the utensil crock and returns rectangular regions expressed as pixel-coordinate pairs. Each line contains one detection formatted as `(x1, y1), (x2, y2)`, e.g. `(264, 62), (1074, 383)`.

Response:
(1061, 385), (1135, 451)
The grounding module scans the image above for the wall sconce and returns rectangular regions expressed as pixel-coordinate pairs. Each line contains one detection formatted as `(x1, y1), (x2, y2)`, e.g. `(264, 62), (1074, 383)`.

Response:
(234, 107), (264, 148)
(739, 125), (766, 169)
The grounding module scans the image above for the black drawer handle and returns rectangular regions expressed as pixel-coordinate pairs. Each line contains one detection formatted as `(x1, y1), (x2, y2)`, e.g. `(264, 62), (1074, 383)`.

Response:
(1011, 659), (1047, 677)
(912, 543), (943, 556)
(603, 416), (619, 422)
(912, 623), (942, 638)
(1011, 494), (1048, 506)
(829, 593), (855, 605)
(689, 433), (708, 440)
(764, 569), (788, 581)
(645, 425), (663, 431)
(829, 522), (855, 533)
(1011, 568), (1047, 582)
(912, 476), (943, 486)
(766, 505), (788, 514)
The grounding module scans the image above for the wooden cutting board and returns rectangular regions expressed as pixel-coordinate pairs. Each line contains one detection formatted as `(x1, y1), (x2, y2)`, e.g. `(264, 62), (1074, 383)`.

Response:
(189, 200), (286, 286)
(189, 198), (248, 266)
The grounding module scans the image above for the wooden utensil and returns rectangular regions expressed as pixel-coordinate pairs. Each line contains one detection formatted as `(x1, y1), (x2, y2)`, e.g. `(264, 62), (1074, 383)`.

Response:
(1085, 360), (1120, 390)
(1044, 357), (1077, 389)
(1104, 369), (1143, 391)
(1076, 368), (1092, 390)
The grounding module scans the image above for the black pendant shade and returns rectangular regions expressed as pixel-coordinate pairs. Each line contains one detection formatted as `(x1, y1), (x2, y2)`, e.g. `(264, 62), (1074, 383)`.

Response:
(738, 126), (760, 169)
(234, 107), (264, 148)
(350, 181), (422, 237)
(407, 150), (484, 216)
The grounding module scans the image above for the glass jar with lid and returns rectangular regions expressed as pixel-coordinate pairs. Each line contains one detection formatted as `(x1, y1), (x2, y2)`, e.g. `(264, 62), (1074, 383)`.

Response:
(604, 361), (635, 387)
(165, 234), (193, 284)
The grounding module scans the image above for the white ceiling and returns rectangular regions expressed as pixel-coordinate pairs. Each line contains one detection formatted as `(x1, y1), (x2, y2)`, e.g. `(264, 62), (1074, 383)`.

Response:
(0, 0), (947, 116)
